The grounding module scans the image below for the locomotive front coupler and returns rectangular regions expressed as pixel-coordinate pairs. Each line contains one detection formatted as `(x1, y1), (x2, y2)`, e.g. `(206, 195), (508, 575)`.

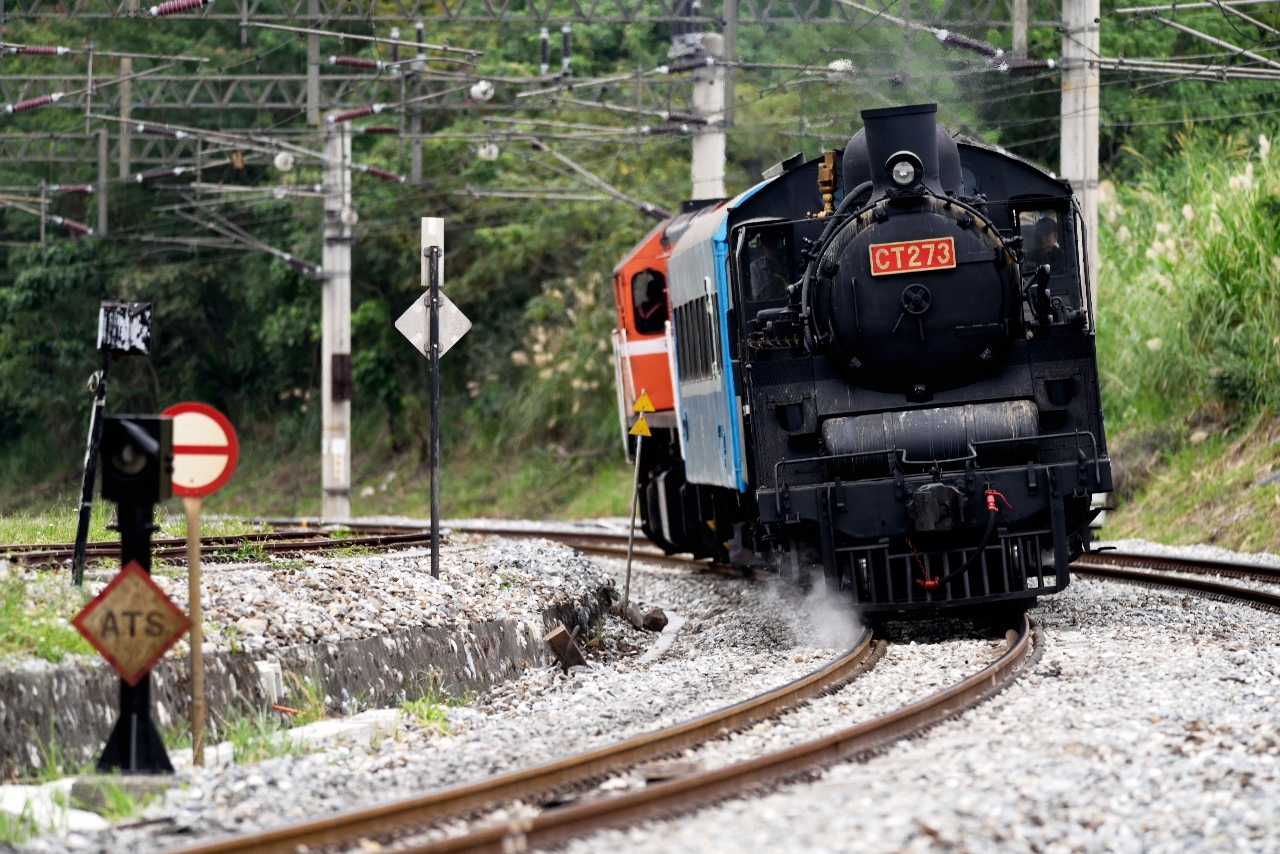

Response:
(759, 455), (1113, 556)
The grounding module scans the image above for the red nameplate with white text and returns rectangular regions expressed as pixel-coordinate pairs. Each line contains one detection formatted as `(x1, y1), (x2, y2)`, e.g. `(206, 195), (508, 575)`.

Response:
(869, 237), (956, 276)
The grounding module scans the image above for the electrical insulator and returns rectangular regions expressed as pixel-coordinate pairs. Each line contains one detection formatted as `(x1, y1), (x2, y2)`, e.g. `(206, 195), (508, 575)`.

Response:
(390, 27), (400, 65)
(339, 207), (359, 226)
(135, 166), (187, 183)
(284, 255), (321, 277)
(477, 142), (500, 161)
(136, 122), (188, 139)
(5, 92), (64, 114)
(414, 20), (425, 70)
(329, 56), (384, 70)
(10, 45), (71, 55)
(51, 184), (95, 194)
(51, 215), (92, 235)
(362, 166), (405, 183)
(353, 126), (399, 135)
(149, 0), (210, 16)
(561, 23), (571, 75)
(469, 79), (494, 102)
(539, 28), (550, 76)
(273, 151), (295, 171)
(326, 104), (387, 124)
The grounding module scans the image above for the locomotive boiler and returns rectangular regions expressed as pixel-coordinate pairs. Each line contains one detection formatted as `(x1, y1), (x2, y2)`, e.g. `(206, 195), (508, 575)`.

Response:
(612, 103), (1112, 617)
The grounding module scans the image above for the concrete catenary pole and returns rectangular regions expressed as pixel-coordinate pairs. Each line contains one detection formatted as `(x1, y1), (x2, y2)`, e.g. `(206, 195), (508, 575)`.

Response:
(321, 119), (353, 521)
(1012, 0), (1028, 59)
(307, 0), (321, 125)
(97, 129), (108, 235)
(1060, 0), (1100, 323)
(118, 57), (131, 180)
(691, 32), (726, 200)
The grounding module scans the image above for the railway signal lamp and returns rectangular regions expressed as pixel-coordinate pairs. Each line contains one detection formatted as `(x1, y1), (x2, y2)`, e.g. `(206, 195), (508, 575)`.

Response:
(82, 412), (178, 774)
(101, 415), (173, 506)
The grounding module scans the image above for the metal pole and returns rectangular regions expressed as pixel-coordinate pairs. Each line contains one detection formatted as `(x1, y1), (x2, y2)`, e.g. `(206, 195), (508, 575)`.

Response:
(119, 57), (131, 180)
(690, 33), (726, 200)
(1061, 0), (1100, 323)
(623, 433), (643, 610)
(96, 499), (172, 775)
(306, 0), (320, 125)
(321, 119), (352, 521)
(38, 182), (45, 251)
(97, 129), (108, 236)
(410, 21), (424, 184)
(428, 245), (441, 579)
(183, 496), (206, 768)
(72, 351), (110, 586)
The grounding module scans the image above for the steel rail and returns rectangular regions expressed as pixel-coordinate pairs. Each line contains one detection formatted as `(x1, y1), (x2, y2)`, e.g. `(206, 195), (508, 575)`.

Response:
(359, 616), (1037, 854)
(1075, 550), (1280, 585)
(1073, 552), (1280, 609)
(165, 630), (883, 854)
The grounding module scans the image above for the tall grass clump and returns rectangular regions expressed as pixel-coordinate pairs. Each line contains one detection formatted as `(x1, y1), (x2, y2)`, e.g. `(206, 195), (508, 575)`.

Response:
(1097, 131), (1280, 428)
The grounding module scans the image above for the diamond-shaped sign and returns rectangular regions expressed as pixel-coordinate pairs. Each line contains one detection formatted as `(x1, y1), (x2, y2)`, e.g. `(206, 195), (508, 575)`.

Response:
(395, 291), (473, 359)
(72, 561), (190, 686)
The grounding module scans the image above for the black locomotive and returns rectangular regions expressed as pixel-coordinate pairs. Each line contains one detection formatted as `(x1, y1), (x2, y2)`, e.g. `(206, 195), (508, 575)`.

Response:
(617, 102), (1112, 617)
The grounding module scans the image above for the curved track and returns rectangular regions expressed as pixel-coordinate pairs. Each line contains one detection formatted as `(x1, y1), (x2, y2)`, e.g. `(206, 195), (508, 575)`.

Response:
(1073, 551), (1280, 611)
(389, 616), (1038, 854)
(168, 630), (883, 854)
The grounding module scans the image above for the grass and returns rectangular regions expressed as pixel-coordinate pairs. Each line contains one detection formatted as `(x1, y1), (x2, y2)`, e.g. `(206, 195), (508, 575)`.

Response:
(401, 673), (465, 736)
(0, 502), (268, 547)
(1096, 130), (1280, 428)
(1100, 413), (1280, 552)
(0, 567), (94, 663)
(0, 803), (39, 845)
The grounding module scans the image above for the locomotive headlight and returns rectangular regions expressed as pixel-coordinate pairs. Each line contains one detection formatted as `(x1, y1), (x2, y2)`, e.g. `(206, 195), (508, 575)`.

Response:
(886, 151), (924, 188)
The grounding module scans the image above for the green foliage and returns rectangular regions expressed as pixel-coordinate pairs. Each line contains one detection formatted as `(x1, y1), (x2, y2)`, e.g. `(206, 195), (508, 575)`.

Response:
(211, 707), (305, 764)
(0, 9), (1276, 514)
(0, 803), (39, 845)
(1096, 129), (1280, 426)
(0, 569), (94, 663)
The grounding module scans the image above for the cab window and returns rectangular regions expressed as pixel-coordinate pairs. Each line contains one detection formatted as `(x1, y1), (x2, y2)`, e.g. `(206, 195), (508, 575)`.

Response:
(632, 269), (668, 335)
(1018, 210), (1066, 275)
(743, 229), (791, 302)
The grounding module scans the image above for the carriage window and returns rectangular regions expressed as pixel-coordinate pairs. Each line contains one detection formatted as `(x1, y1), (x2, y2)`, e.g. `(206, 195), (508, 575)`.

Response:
(631, 270), (668, 335)
(1018, 210), (1066, 275)
(743, 230), (791, 302)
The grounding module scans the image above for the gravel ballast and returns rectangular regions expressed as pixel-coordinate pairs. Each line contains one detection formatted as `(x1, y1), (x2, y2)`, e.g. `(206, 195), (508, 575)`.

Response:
(564, 561), (1280, 854)
(17, 551), (876, 853)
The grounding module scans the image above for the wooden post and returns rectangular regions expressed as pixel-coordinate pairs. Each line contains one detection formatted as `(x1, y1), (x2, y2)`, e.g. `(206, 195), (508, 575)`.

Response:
(184, 496), (206, 768)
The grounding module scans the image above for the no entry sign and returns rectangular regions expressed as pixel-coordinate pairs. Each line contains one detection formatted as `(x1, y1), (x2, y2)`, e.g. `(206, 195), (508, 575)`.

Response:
(72, 561), (191, 686)
(160, 403), (238, 497)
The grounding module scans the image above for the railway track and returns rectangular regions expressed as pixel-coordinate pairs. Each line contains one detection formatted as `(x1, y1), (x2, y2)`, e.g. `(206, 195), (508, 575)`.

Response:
(165, 618), (1039, 854)
(0, 523), (699, 570)
(1073, 550), (1280, 611)
(23, 521), (1276, 852)
(168, 628), (885, 854)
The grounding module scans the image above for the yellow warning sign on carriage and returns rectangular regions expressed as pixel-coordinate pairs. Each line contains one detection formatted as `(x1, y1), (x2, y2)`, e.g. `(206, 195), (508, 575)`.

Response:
(629, 414), (652, 437)
(632, 392), (655, 414)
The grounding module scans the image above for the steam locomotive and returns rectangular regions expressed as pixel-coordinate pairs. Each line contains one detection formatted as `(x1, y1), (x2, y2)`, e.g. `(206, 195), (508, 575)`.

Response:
(611, 103), (1112, 617)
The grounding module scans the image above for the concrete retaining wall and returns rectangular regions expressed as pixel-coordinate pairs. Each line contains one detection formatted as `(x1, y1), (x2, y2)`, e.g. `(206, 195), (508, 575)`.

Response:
(0, 585), (611, 779)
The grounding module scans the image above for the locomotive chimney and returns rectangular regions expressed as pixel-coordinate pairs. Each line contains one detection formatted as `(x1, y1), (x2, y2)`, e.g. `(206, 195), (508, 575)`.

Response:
(860, 103), (943, 198)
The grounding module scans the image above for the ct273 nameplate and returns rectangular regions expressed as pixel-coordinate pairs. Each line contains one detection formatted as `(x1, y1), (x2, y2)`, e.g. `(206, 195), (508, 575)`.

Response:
(869, 237), (955, 276)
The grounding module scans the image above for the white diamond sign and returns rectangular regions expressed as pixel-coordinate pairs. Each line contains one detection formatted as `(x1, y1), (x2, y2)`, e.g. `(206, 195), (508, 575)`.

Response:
(395, 291), (472, 358)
